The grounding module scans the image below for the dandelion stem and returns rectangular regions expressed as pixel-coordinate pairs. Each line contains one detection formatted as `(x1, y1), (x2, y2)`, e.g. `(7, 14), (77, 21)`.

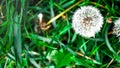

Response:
(46, 0), (84, 25)
(90, 1), (106, 9)
(105, 24), (116, 53)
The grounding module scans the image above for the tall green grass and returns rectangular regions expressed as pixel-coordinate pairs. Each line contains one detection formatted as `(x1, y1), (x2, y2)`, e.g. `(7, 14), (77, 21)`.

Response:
(0, 0), (120, 68)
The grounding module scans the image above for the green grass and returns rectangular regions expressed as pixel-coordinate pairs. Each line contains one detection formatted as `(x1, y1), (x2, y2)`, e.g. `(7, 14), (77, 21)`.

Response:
(0, 0), (120, 68)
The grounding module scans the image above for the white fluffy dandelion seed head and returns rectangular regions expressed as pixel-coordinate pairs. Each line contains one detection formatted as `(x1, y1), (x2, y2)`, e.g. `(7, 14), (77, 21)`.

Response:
(113, 18), (120, 40)
(72, 6), (103, 38)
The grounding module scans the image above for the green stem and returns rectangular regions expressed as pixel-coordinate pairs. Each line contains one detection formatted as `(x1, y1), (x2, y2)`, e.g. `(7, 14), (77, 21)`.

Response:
(105, 24), (116, 54)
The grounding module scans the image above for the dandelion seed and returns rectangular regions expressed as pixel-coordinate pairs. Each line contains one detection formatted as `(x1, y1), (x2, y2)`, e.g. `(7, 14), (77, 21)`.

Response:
(113, 18), (120, 40)
(72, 6), (103, 38)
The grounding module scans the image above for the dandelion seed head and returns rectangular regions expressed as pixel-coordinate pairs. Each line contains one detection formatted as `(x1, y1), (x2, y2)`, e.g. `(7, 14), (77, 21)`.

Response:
(113, 18), (120, 40)
(72, 6), (103, 38)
